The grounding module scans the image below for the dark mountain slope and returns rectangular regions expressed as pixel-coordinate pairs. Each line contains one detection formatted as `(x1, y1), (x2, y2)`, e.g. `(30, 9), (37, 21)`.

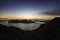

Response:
(40, 17), (60, 40)
(0, 17), (60, 40)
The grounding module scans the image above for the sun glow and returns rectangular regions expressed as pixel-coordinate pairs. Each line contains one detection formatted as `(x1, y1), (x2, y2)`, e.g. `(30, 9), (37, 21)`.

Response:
(15, 11), (38, 19)
(17, 14), (36, 20)
(0, 10), (58, 20)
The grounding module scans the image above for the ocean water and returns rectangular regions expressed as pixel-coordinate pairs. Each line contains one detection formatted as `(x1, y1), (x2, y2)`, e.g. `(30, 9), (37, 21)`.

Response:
(0, 20), (45, 31)
(1, 21), (45, 30)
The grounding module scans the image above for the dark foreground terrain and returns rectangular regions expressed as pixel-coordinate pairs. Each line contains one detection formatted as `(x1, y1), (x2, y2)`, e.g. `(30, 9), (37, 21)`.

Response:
(0, 17), (60, 40)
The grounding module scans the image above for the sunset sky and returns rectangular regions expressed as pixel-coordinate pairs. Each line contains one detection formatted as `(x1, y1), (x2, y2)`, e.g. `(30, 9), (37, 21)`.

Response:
(0, 0), (60, 20)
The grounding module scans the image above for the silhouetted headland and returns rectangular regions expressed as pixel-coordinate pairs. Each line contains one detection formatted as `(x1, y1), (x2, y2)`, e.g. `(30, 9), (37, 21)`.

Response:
(8, 20), (35, 23)
(0, 17), (60, 40)
(40, 17), (60, 40)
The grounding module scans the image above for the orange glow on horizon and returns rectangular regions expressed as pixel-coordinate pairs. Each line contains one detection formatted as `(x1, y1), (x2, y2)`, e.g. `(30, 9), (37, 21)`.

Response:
(1, 14), (59, 20)
(0, 16), (55, 20)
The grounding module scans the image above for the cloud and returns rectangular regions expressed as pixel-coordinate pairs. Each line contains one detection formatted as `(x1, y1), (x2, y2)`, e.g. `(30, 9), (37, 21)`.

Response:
(41, 9), (60, 15)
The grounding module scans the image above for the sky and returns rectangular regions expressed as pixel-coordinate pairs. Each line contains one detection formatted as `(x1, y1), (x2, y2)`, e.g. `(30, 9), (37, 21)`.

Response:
(0, 0), (60, 20)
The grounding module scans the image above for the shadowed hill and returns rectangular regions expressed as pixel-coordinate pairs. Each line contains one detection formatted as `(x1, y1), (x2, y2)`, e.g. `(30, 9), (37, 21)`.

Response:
(0, 17), (60, 40)
(40, 17), (60, 40)
(41, 17), (60, 31)
(0, 24), (22, 40)
(51, 17), (60, 21)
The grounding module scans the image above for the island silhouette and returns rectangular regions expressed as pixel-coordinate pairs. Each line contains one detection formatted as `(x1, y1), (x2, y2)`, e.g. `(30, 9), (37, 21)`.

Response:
(8, 20), (35, 23)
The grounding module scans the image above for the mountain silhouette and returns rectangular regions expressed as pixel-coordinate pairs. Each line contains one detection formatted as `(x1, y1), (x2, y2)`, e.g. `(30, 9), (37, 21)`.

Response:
(8, 20), (35, 23)
(41, 17), (60, 31)
(40, 17), (60, 40)
(0, 17), (60, 40)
